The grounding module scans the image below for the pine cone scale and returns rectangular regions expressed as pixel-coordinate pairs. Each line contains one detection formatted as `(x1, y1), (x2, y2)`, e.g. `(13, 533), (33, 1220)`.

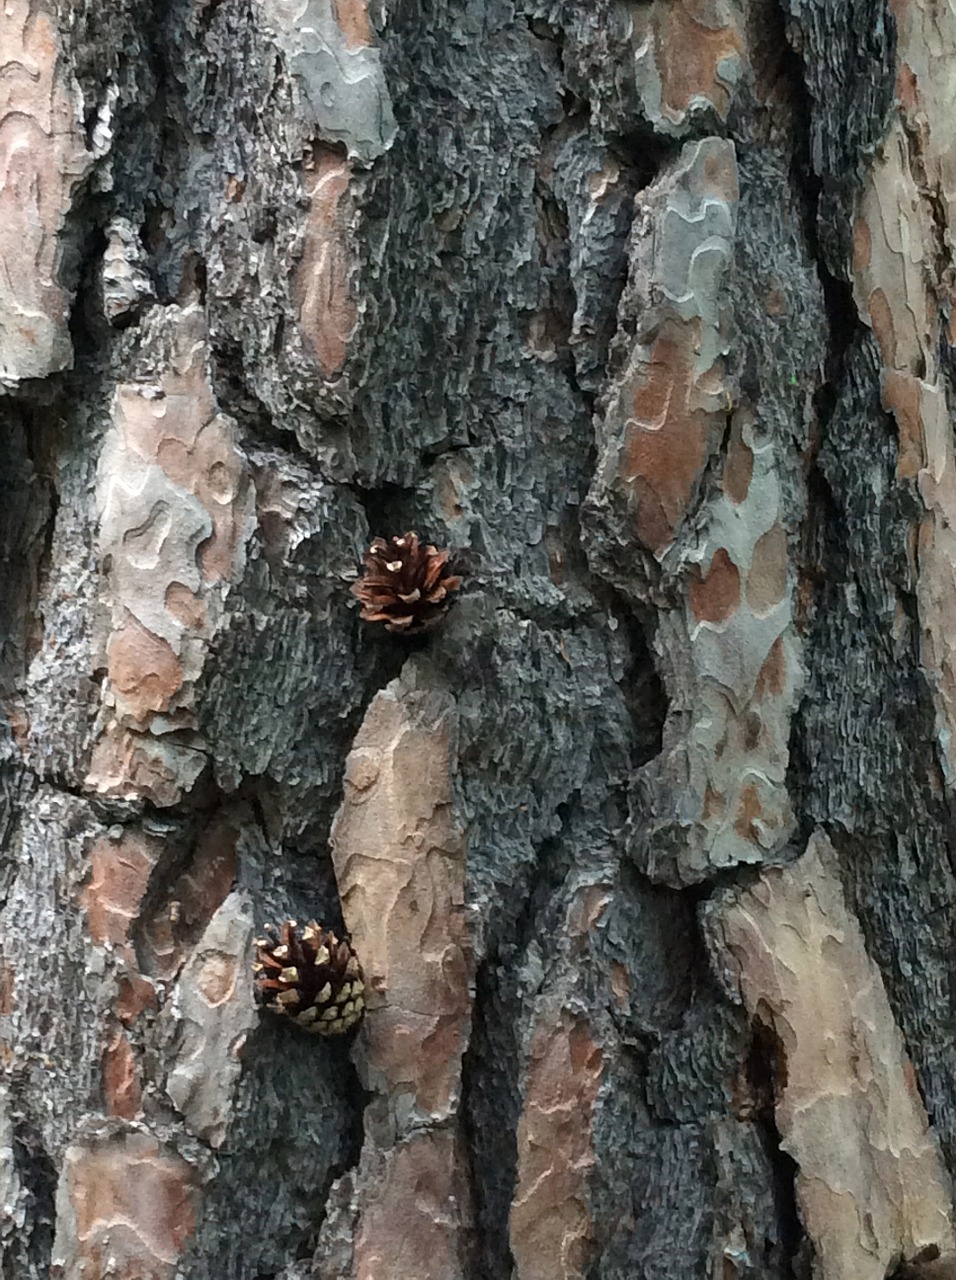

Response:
(352, 531), (461, 633)
(253, 921), (366, 1036)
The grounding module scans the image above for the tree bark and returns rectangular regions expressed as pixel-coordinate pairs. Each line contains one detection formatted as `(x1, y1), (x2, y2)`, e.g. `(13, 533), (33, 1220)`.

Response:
(1, 0), (955, 1277)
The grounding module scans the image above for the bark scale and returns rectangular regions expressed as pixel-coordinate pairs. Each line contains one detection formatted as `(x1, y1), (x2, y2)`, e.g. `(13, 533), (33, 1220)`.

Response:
(0, 1), (954, 1278)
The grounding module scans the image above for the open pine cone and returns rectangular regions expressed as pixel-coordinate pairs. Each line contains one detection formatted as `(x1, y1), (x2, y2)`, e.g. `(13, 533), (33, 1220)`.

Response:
(351, 532), (462, 633)
(252, 920), (365, 1035)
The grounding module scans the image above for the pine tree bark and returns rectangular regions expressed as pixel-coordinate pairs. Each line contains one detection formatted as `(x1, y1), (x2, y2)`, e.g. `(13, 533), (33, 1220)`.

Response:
(1, 1), (955, 1277)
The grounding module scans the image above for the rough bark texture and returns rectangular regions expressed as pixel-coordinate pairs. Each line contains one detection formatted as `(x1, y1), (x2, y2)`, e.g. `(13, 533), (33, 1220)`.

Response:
(1, 0), (955, 1278)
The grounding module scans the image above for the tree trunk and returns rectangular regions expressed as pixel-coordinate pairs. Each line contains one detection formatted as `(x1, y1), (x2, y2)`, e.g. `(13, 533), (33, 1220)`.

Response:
(1, 0), (954, 1277)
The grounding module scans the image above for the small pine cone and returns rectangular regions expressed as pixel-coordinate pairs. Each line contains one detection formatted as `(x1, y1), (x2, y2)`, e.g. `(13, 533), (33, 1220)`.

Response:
(252, 920), (365, 1036)
(351, 532), (462, 633)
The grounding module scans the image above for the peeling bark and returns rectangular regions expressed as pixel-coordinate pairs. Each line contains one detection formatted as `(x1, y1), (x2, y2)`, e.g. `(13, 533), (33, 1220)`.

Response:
(0, 0), (955, 1277)
(0, 0), (91, 385)
(509, 1009), (603, 1280)
(708, 830), (955, 1279)
(320, 672), (472, 1277)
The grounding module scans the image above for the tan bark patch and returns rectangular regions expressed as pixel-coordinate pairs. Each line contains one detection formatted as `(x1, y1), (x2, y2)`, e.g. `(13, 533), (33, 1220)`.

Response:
(0, 955), (14, 1016)
(332, 0), (372, 47)
(151, 407), (247, 585)
(89, 305), (253, 805)
(609, 961), (631, 1006)
(195, 950), (238, 1006)
(0, 0), (91, 385)
(352, 1133), (470, 1280)
(595, 138), (737, 574)
(722, 417), (754, 504)
(670, 415), (800, 876)
(567, 885), (611, 939)
(763, 282), (788, 316)
(510, 1012), (603, 1280)
(851, 0), (956, 784)
(331, 677), (471, 1120)
(162, 891), (256, 1147)
(746, 522), (788, 615)
(852, 215), (872, 272)
(328, 673), (472, 1272)
(712, 831), (956, 1278)
(913, 382), (956, 782)
(590, 137), (802, 883)
(258, 0), (395, 162)
(87, 729), (204, 808)
(295, 146), (357, 378)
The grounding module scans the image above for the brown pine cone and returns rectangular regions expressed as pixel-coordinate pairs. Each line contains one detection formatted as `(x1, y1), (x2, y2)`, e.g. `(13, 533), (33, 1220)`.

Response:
(252, 920), (365, 1035)
(351, 531), (462, 633)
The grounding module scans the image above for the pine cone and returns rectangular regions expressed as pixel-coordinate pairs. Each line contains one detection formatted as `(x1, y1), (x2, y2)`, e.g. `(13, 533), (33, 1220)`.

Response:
(352, 532), (462, 633)
(252, 920), (365, 1035)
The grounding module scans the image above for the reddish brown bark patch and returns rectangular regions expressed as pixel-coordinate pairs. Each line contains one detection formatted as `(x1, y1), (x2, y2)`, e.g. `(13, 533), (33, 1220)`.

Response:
(754, 635), (787, 698)
(115, 972), (158, 1025)
(107, 614), (184, 720)
(353, 1133), (471, 1280)
(624, 326), (717, 554)
(884, 369), (924, 481)
(101, 1025), (142, 1120)
(332, 683), (471, 1118)
(62, 1133), (200, 1278)
(867, 286), (898, 369)
(733, 782), (763, 842)
(510, 1012), (603, 1280)
(610, 962), (631, 1007)
(82, 831), (161, 958)
(763, 283), (789, 317)
(0, 0), (92, 382)
(690, 548), (741, 624)
(703, 783), (726, 820)
(89, 307), (253, 806)
(164, 581), (207, 630)
(655, 0), (745, 120)
(86, 730), (188, 808)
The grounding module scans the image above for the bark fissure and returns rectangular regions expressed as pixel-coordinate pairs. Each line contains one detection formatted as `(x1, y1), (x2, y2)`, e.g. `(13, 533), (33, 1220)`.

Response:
(8, 1124), (57, 1279)
(2, 0), (956, 1276)
(743, 1021), (804, 1278)
(460, 951), (522, 1280)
